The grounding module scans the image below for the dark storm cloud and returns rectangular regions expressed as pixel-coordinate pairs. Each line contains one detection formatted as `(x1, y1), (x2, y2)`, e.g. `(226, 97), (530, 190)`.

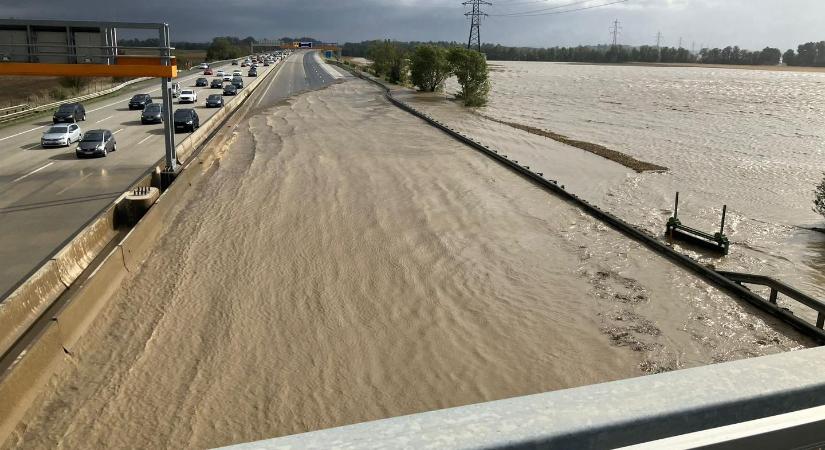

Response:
(4, 0), (824, 50)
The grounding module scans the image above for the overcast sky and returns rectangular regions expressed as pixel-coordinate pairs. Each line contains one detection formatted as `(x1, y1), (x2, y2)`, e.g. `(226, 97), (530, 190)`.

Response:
(4, 0), (824, 50)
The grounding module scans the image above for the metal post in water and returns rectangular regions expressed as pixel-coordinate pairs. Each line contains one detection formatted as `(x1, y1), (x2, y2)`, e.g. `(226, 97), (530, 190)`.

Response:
(674, 192), (679, 218)
(720, 205), (727, 235)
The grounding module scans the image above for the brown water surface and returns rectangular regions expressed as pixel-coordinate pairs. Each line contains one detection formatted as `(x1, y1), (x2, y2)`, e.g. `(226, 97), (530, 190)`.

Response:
(4, 79), (807, 450)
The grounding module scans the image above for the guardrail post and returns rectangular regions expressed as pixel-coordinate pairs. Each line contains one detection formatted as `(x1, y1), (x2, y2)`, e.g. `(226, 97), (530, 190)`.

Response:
(817, 313), (824, 329)
(769, 288), (778, 304)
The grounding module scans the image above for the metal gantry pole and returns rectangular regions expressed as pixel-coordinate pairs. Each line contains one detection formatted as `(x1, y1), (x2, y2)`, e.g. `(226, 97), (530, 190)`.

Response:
(160, 23), (176, 178)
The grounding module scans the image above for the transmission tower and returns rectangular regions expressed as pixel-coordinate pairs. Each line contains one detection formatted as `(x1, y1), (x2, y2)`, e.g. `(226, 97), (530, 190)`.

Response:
(656, 31), (663, 62)
(464, 0), (491, 52)
(610, 20), (622, 47)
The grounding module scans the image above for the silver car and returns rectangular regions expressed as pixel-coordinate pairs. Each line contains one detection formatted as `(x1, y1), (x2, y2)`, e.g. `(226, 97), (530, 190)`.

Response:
(41, 123), (82, 147)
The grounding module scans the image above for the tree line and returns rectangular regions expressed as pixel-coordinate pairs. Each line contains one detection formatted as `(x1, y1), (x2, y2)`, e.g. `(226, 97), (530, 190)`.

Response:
(345, 40), (825, 67)
(354, 41), (490, 107)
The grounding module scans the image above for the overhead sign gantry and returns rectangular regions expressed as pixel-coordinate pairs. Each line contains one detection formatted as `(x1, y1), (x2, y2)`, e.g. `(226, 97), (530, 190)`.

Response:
(0, 19), (181, 173)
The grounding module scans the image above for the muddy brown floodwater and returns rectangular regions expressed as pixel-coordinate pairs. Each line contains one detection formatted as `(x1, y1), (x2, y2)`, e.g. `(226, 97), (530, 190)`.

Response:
(4, 78), (808, 449)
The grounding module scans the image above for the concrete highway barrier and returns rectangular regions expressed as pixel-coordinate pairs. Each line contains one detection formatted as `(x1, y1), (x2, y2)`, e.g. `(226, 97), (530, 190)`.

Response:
(0, 56), (284, 440)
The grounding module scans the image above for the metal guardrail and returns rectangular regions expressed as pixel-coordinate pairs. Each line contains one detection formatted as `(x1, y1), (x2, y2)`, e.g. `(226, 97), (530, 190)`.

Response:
(0, 57), (240, 125)
(221, 346), (825, 449)
(718, 271), (825, 329)
(0, 104), (28, 116)
(337, 63), (825, 344)
(0, 77), (150, 124)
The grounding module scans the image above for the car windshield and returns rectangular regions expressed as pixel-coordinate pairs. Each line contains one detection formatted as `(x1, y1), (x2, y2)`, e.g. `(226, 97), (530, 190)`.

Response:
(47, 126), (68, 133)
(225, 86), (235, 91)
(144, 104), (161, 112)
(131, 95), (145, 101)
(181, 90), (194, 95)
(57, 104), (75, 112)
(82, 132), (103, 142)
(208, 95), (221, 101)
(174, 110), (192, 119)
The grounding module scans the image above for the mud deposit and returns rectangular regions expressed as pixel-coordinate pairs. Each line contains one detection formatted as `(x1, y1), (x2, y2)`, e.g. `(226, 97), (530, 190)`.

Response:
(4, 79), (807, 449)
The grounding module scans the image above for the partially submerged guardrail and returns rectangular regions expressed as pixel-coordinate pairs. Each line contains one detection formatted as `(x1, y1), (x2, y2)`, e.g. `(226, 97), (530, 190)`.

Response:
(337, 64), (825, 344)
(719, 271), (825, 330)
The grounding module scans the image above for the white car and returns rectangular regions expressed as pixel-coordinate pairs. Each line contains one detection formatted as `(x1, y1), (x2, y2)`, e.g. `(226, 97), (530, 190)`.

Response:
(41, 123), (82, 147)
(179, 89), (197, 103)
(232, 70), (242, 77)
(198, 63), (209, 70)
(216, 70), (225, 77)
(222, 74), (232, 82)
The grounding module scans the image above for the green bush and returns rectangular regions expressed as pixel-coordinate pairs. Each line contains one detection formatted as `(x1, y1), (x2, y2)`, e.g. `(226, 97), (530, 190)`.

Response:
(447, 47), (490, 107)
(367, 40), (406, 83)
(58, 76), (88, 92)
(410, 45), (452, 92)
(49, 87), (69, 101)
(815, 174), (825, 220)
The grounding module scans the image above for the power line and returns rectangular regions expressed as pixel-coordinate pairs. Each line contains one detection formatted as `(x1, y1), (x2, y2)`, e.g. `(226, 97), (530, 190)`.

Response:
(490, 0), (628, 18)
(492, 0), (593, 15)
(464, 0), (492, 52)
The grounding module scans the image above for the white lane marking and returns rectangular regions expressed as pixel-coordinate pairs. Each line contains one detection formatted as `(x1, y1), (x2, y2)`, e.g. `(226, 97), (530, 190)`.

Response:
(0, 126), (43, 143)
(95, 115), (113, 123)
(113, 128), (124, 134)
(56, 171), (93, 195)
(313, 52), (343, 79)
(12, 162), (54, 183)
(137, 135), (152, 145)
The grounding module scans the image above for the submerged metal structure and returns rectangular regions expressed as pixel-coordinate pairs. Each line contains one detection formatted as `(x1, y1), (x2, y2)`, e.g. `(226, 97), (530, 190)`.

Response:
(666, 192), (730, 255)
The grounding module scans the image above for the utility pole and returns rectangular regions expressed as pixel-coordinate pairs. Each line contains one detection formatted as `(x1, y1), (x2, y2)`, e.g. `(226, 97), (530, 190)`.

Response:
(656, 31), (662, 62)
(464, 0), (491, 52)
(678, 37), (683, 49)
(610, 19), (621, 47)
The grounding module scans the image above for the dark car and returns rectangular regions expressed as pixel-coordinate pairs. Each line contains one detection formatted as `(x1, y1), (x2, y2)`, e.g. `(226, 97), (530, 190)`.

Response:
(205, 94), (224, 108)
(53, 102), (86, 123)
(128, 94), (153, 110)
(140, 103), (164, 124)
(210, 78), (224, 88)
(195, 77), (208, 87)
(173, 108), (200, 133)
(223, 84), (238, 96)
(248, 68), (258, 77)
(231, 76), (244, 89)
(76, 129), (116, 158)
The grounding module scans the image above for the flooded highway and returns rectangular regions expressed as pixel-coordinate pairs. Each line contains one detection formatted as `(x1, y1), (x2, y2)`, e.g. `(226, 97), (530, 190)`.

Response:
(3, 75), (809, 449)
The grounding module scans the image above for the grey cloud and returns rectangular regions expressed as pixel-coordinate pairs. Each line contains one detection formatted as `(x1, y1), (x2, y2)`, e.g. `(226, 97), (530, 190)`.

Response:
(2, 0), (823, 50)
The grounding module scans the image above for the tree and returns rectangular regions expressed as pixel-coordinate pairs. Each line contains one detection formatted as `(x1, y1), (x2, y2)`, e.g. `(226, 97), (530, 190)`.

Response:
(367, 40), (406, 83)
(815, 174), (825, 220)
(783, 49), (797, 66)
(409, 45), (452, 92)
(206, 37), (245, 60)
(447, 47), (490, 107)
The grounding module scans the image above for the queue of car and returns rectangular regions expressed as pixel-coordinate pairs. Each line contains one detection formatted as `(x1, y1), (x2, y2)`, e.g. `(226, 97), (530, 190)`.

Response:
(41, 53), (281, 158)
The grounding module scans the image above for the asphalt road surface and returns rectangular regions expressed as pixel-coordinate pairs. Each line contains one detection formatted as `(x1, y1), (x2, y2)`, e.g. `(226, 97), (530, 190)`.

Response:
(0, 50), (344, 297)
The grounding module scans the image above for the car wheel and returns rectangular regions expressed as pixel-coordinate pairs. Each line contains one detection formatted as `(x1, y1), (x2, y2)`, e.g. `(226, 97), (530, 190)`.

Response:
(76, 152), (83, 159)
(102, 147), (108, 157)
(112, 143), (117, 152)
